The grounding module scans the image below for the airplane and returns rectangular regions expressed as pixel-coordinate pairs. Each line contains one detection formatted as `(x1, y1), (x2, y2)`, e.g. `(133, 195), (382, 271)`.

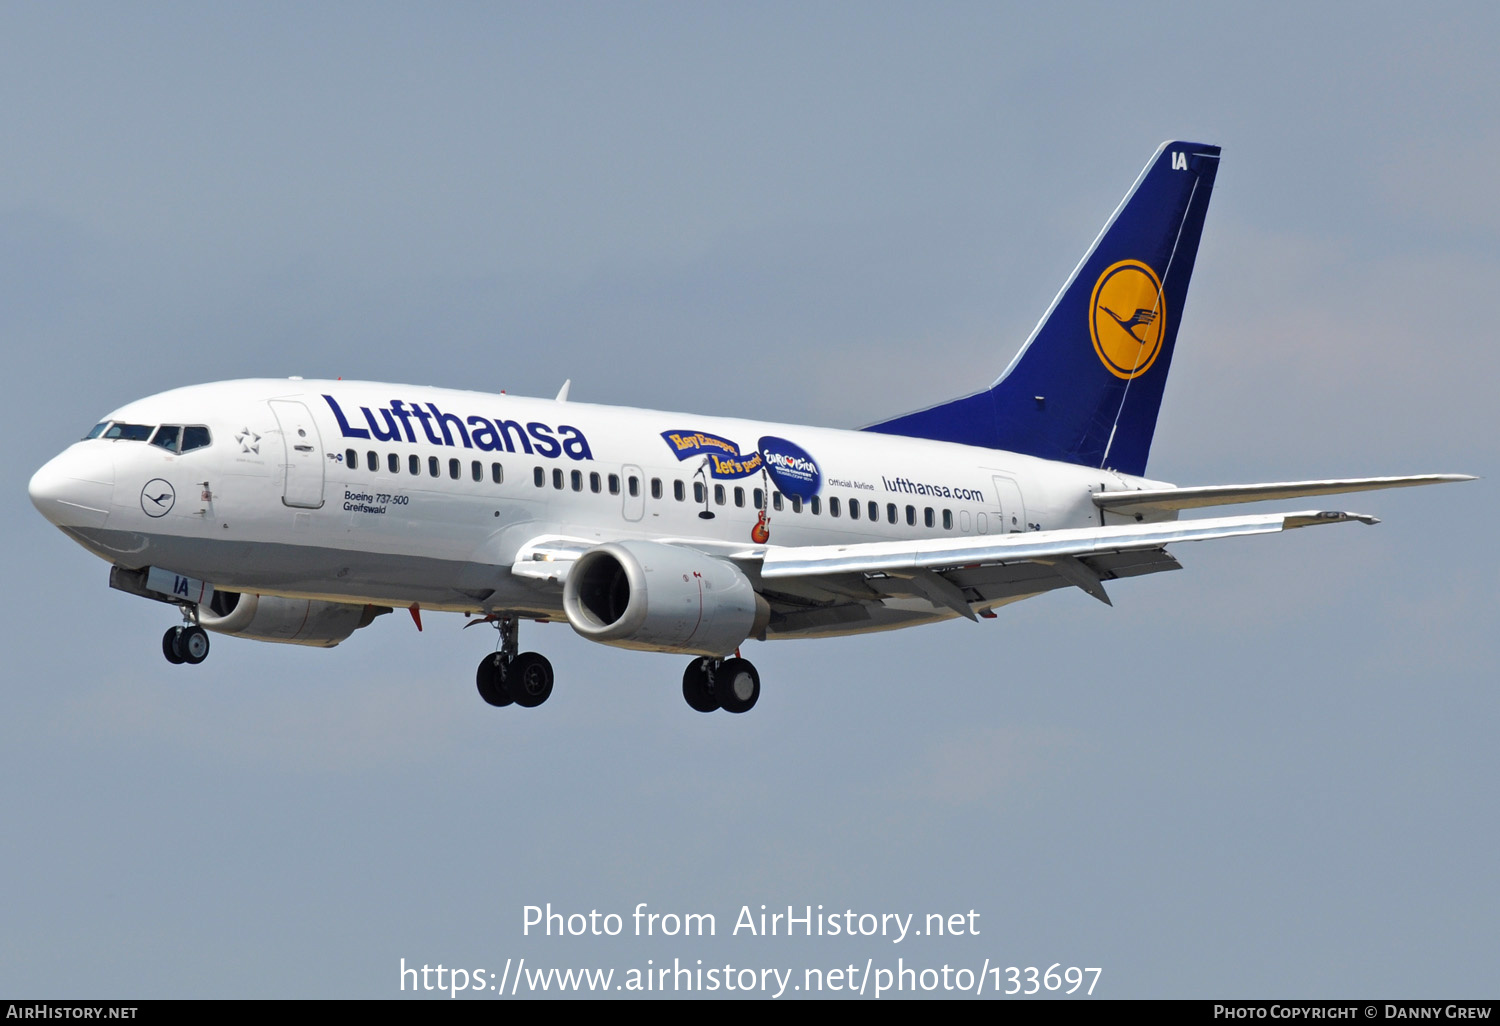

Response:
(28, 140), (1472, 715)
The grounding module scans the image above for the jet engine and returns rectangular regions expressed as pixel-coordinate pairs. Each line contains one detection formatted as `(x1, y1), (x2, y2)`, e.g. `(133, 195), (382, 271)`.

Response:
(197, 590), (391, 647)
(562, 540), (769, 656)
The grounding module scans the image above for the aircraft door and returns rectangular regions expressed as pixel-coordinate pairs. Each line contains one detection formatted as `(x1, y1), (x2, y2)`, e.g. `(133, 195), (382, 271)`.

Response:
(621, 464), (645, 522)
(269, 400), (326, 509)
(992, 475), (1026, 533)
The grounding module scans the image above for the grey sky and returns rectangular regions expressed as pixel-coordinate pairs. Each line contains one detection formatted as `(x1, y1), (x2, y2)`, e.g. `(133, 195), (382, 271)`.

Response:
(2, 3), (1494, 998)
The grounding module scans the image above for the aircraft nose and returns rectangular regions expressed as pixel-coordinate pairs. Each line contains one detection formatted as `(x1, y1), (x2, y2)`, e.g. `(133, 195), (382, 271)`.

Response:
(29, 444), (114, 529)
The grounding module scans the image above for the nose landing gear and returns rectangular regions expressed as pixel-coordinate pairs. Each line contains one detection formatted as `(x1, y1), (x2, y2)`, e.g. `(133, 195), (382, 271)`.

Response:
(162, 623), (210, 665)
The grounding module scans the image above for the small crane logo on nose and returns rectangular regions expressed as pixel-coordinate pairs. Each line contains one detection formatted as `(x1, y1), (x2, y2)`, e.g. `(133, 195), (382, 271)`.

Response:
(140, 479), (176, 517)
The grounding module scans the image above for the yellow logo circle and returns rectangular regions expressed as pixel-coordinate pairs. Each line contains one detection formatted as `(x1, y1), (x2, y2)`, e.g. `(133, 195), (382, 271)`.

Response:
(1089, 260), (1166, 379)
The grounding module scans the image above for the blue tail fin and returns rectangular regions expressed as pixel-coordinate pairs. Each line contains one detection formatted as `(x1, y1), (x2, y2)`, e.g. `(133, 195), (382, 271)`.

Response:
(865, 141), (1221, 476)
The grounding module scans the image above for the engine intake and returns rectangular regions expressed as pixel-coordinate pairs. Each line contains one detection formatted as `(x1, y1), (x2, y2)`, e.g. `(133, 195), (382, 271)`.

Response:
(562, 540), (769, 656)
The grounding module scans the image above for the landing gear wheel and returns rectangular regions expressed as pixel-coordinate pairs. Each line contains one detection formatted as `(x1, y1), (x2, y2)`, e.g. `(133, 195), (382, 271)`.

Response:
(717, 658), (760, 714)
(162, 627), (185, 665)
(682, 659), (719, 713)
(476, 653), (513, 707)
(507, 652), (554, 708)
(179, 626), (210, 664)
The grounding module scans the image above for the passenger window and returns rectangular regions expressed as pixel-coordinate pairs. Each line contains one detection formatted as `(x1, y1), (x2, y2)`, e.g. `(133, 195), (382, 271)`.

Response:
(346, 448), (358, 468)
(886, 503), (897, 524)
(534, 467), (545, 488)
(791, 496), (802, 514)
(150, 427), (181, 452)
(388, 453), (400, 474)
(608, 474), (620, 495)
(753, 488), (764, 509)
(849, 498), (859, 521)
(409, 454), (420, 476)
(590, 472), (601, 494)
(571, 469), (583, 491)
(180, 426), (211, 452)
(471, 460), (482, 482)
(694, 481), (705, 503)
(429, 456), (439, 478)
(924, 507), (934, 528)
(367, 451), (378, 472)
(674, 480), (685, 502)
(449, 458), (461, 480)
(868, 501), (878, 522)
(772, 493), (783, 512)
(733, 487), (745, 508)
(810, 496), (821, 515)
(943, 509), (953, 530)
(830, 497), (841, 518)
(552, 468), (564, 490)
(628, 477), (640, 498)
(905, 505), (915, 526)
(714, 484), (725, 505)
(491, 463), (503, 484)
(651, 478), (662, 500)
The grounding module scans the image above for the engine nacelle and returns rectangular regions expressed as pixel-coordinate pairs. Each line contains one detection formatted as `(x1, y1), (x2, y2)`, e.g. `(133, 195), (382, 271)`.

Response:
(197, 590), (390, 647)
(562, 540), (769, 656)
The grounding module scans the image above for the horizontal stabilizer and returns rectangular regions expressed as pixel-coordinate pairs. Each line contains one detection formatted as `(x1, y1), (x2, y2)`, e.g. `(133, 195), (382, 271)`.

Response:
(1093, 474), (1474, 515)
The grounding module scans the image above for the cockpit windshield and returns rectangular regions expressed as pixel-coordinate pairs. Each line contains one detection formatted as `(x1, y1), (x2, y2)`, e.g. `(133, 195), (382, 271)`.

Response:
(103, 423), (154, 442)
(92, 422), (212, 452)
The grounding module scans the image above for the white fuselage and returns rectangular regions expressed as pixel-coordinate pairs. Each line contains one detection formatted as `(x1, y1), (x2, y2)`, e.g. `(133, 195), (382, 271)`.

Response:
(30, 378), (1168, 637)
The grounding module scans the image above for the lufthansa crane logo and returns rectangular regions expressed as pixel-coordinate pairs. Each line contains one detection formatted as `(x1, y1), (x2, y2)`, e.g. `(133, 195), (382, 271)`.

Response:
(1089, 259), (1166, 379)
(141, 478), (176, 518)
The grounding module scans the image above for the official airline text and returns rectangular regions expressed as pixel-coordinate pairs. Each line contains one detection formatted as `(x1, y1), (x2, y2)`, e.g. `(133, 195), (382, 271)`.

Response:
(881, 475), (986, 502)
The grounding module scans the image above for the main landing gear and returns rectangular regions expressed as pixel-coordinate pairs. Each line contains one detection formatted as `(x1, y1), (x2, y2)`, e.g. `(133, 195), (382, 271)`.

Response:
(681, 656), (760, 714)
(476, 616), (554, 710)
(470, 617), (761, 715)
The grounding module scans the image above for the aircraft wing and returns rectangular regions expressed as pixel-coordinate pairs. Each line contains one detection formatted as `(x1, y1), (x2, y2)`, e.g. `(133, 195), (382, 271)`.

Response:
(750, 509), (1378, 624)
(508, 535), (598, 583)
(508, 509), (1394, 633)
(1093, 474), (1473, 515)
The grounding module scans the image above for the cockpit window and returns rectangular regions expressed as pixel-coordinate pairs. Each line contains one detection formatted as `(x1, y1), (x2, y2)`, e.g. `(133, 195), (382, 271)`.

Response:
(99, 422), (211, 451)
(85, 422), (111, 440)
